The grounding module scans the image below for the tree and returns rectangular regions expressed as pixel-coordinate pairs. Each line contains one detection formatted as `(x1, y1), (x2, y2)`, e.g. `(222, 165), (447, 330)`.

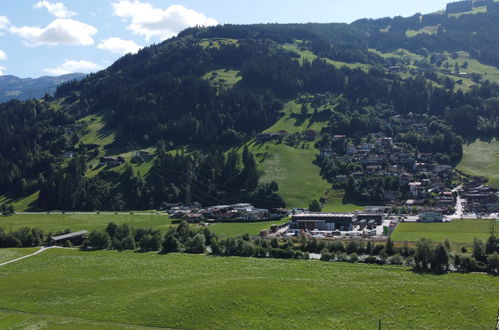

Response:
(162, 233), (182, 253)
(431, 243), (449, 274)
(472, 238), (485, 262)
(414, 239), (433, 272)
(309, 200), (322, 212)
(185, 233), (206, 254)
(485, 236), (497, 255)
(486, 252), (499, 275)
(120, 235), (137, 250)
(385, 237), (395, 256)
(86, 231), (111, 250)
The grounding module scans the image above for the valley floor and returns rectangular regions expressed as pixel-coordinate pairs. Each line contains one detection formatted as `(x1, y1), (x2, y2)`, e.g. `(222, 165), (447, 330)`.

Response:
(0, 249), (497, 329)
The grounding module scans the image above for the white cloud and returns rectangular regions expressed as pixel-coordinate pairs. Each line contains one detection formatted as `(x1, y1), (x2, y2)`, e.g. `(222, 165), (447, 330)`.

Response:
(0, 16), (9, 30)
(0, 66), (6, 75)
(112, 1), (218, 41)
(0, 50), (6, 60)
(97, 37), (142, 55)
(10, 19), (97, 46)
(34, 1), (76, 18)
(44, 59), (101, 75)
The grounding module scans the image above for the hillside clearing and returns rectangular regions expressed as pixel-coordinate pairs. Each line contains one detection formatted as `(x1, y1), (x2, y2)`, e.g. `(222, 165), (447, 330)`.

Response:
(0, 249), (496, 329)
(251, 142), (331, 209)
(457, 138), (499, 189)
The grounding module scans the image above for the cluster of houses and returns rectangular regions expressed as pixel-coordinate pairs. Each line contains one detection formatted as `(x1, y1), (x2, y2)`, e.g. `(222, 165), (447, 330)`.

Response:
(320, 119), (457, 208)
(462, 179), (499, 214)
(163, 203), (288, 223)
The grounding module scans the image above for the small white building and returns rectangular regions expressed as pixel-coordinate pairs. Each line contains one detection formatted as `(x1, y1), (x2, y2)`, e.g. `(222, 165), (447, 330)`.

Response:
(418, 210), (443, 223)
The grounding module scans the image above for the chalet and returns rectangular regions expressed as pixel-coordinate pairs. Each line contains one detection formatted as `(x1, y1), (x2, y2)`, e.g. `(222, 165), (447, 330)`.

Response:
(256, 131), (287, 143)
(134, 151), (154, 162)
(184, 213), (204, 223)
(63, 151), (74, 159)
(100, 156), (125, 167)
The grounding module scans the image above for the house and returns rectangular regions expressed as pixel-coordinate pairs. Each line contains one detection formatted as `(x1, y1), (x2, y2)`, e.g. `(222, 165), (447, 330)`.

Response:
(320, 149), (335, 158)
(409, 182), (424, 197)
(418, 210), (443, 223)
(99, 156), (125, 167)
(63, 151), (74, 159)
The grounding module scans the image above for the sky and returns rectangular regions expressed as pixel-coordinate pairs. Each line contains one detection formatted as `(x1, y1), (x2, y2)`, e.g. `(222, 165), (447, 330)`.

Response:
(0, 0), (455, 78)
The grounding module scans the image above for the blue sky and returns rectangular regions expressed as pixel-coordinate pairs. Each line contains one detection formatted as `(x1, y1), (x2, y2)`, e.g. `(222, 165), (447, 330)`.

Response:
(0, 0), (454, 78)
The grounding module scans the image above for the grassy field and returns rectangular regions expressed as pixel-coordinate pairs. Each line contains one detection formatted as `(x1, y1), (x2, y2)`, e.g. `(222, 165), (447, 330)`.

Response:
(0, 249), (497, 329)
(322, 189), (365, 213)
(264, 100), (329, 134)
(0, 214), (172, 234)
(405, 25), (439, 37)
(251, 142), (331, 209)
(0, 248), (38, 264)
(457, 138), (499, 188)
(203, 68), (242, 89)
(391, 219), (492, 243)
(283, 44), (370, 70)
(0, 214), (288, 238)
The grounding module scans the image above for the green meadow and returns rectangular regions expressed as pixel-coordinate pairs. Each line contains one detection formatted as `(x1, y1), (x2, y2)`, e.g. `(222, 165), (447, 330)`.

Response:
(0, 249), (497, 329)
(0, 214), (285, 238)
(0, 248), (38, 264)
(458, 138), (499, 189)
(391, 219), (492, 243)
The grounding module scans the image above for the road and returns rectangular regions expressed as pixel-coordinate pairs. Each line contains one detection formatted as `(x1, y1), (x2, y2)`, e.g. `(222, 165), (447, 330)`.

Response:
(0, 246), (57, 267)
(15, 212), (167, 216)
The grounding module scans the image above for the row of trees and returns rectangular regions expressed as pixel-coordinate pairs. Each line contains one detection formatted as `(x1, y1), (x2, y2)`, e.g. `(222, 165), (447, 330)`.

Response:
(1, 221), (497, 275)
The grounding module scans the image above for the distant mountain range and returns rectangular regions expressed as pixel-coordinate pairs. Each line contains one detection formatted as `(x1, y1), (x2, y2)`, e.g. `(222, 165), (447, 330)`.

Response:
(0, 73), (86, 103)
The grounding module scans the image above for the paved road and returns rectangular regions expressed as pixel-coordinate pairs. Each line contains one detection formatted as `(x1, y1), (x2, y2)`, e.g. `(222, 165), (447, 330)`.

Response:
(15, 212), (167, 216)
(0, 246), (57, 267)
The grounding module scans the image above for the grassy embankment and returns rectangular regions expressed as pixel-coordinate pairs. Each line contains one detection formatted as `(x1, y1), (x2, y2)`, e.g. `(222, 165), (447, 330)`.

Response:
(457, 138), (499, 189)
(0, 249), (497, 329)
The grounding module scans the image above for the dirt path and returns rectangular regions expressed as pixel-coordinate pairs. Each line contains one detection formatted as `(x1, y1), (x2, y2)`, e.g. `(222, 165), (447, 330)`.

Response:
(0, 246), (55, 267)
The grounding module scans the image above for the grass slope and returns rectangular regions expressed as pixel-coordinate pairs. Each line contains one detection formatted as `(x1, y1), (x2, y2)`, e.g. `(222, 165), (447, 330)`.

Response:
(283, 44), (370, 70)
(0, 248), (38, 264)
(457, 138), (499, 189)
(251, 142), (330, 209)
(203, 68), (242, 89)
(0, 249), (497, 329)
(391, 219), (492, 243)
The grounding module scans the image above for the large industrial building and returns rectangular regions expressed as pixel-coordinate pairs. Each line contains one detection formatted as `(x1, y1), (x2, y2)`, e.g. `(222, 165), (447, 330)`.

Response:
(289, 212), (383, 233)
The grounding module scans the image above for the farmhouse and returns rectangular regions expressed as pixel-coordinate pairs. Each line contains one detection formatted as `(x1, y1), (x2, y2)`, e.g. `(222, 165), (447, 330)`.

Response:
(50, 230), (88, 246)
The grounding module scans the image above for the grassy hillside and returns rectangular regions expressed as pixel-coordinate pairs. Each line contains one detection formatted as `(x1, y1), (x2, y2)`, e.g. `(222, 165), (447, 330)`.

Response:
(251, 142), (330, 209)
(391, 219), (492, 243)
(457, 138), (499, 188)
(0, 249), (497, 329)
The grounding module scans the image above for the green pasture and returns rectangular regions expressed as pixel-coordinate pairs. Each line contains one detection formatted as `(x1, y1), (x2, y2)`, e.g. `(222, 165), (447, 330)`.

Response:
(0, 249), (497, 329)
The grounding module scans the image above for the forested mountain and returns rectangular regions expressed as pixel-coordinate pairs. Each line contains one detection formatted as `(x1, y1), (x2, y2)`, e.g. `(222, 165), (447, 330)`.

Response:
(0, 73), (85, 103)
(1, 1), (498, 211)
